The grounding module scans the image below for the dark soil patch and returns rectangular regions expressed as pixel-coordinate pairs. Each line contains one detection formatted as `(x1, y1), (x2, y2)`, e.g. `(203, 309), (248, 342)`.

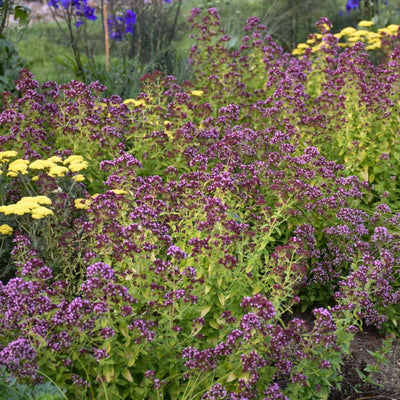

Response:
(329, 328), (400, 400)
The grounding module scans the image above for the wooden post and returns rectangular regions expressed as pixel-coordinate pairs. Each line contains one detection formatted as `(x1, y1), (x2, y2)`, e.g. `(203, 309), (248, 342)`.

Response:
(103, 4), (110, 72)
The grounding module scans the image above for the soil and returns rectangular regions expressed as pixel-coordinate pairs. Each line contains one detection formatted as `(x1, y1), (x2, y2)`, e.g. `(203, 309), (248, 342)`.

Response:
(329, 328), (400, 400)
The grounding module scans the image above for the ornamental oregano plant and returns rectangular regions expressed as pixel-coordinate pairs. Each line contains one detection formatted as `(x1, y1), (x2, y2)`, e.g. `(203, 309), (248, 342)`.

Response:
(0, 7), (400, 400)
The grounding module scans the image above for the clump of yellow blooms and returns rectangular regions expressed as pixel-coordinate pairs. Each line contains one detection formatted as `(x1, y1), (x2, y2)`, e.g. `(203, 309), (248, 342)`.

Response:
(7, 159), (29, 177)
(0, 224), (13, 235)
(63, 155), (88, 173)
(0, 151), (89, 181)
(110, 189), (127, 195)
(72, 174), (86, 182)
(74, 198), (92, 210)
(190, 90), (204, 97)
(0, 151), (18, 164)
(123, 98), (146, 107)
(0, 196), (53, 219)
(292, 20), (399, 56)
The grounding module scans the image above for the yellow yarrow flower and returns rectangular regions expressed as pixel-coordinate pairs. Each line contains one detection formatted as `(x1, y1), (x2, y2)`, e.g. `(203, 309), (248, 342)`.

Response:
(8, 159), (29, 175)
(0, 196), (53, 217)
(190, 90), (204, 97)
(0, 204), (30, 216)
(47, 156), (63, 163)
(63, 155), (88, 172)
(30, 206), (54, 219)
(0, 151), (18, 162)
(385, 24), (399, 33)
(29, 159), (56, 170)
(20, 196), (52, 205)
(74, 198), (91, 209)
(340, 27), (357, 36)
(72, 174), (85, 182)
(347, 36), (362, 42)
(358, 20), (374, 28)
(292, 48), (305, 56)
(297, 43), (309, 50)
(0, 224), (13, 235)
(366, 43), (381, 50)
(63, 155), (84, 165)
(48, 165), (69, 177)
(111, 189), (127, 195)
(123, 98), (146, 107)
(68, 161), (88, 173)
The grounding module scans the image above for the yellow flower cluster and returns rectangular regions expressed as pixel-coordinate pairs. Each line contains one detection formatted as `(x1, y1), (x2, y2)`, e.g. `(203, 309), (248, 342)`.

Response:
(74, 198), (92, 210)
(63, 155), (88, 173)
(190, 90), (204, 97)
(292, 21), (399, 56)
(0, 224), (13, 235)
(0, 196), (53, 219)
(0, 151), (18, 163)
(0, 151), (88, 181)
(73, 190), (127, 210)
(123, 98), (146, 108)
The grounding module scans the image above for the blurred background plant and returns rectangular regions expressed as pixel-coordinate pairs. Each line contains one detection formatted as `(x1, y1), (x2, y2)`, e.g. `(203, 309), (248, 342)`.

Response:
(40, 0), (185, 98)
(0, 0), (28, 102)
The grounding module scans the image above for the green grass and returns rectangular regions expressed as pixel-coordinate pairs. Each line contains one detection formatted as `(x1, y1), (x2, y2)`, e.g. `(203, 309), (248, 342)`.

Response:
(8, 22), (75, 84)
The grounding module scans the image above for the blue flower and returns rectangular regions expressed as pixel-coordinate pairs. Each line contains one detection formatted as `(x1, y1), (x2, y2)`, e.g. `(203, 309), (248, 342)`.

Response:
(84, 6), (97, 21)
(108, 11), (136, 41)
(345, 0), (360, 11)
(48, 0), (59, 8)
(125, 10), (136, 35)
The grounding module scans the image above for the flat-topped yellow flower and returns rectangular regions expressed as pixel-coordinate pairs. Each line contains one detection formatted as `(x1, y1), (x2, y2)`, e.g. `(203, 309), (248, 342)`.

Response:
(123, 98), (146, 107)
(297, 43), (309, 50)
(20, 196), (52, 205)
(29, 159), (56, 170)
(0, 196), (53, 217)
(0, 224), (13, 235)
(0, 204), (30, 216)
(0, 151), (18, 162)
(74, 198), (91, 209)
(110, 189), (127, 195)
(8, 159), (29, 175)
(63, 155), (88, 172)
(46, 156), (63, 163)
(292, 48), (305, 56)
(340, 27), (357, 36)
(31, 206), (54, 219)
(358, 20), (374, 28)
(72, 174), (85, 182)
(190, 90), (204, 97)
(48, 165), (69, 177)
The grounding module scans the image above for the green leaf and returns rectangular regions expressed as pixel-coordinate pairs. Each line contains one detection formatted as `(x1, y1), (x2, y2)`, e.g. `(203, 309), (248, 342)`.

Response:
(13, 6), (30, 25)
(200, 305), (211, 318)
(104, 365), (115, 383)
(209, 319), (219, 330)
(121, 368), (133, 383)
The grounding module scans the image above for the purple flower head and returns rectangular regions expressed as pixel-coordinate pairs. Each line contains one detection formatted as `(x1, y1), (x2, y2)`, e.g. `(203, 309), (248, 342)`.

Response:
(86, 262), (116, 281)
(167, 245), (187, 260)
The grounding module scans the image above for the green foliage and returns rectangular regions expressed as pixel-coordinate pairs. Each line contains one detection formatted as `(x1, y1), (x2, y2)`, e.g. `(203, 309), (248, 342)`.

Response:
(0, 38), (25, 101)
(0, 368), (65, 400)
